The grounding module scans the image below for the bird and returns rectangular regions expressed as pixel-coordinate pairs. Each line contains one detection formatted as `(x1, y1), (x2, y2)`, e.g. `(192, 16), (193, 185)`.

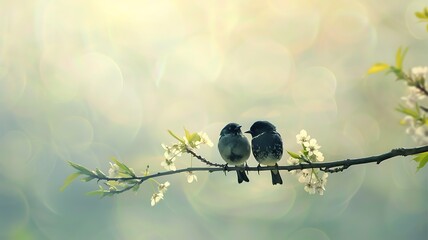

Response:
(245, 121), (283, 185)
(218, 123), (251, 184)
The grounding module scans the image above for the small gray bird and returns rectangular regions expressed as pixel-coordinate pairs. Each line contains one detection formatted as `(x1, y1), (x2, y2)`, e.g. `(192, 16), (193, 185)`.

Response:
(218, 123), (251, 183)
(246, 121), (283, 185)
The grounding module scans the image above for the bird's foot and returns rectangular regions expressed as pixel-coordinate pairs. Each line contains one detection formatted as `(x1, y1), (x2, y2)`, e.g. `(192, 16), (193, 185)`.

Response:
(245, 163), (250, 174)
(223, 164), (229, 176)
(257, 164), (261, 175)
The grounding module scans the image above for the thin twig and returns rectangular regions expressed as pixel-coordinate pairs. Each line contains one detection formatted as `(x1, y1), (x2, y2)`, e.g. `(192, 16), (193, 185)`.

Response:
(185, 148), (225, 167)
(420, 106), (428, 113)
(416, 84), (428, 96)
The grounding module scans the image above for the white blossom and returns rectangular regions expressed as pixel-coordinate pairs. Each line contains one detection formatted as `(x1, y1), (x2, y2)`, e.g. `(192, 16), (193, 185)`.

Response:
(304, 182), (317, 195)
(410, 66), (428, 81)
(413, 125), (428, 144)
(296, 130), (311, 144)
(402, 115), (416, 126)
(303, 139), (321, 155)
(151, 192), (164, 206)
(298, 169), (313, 184)
(401, 87), (425, 108)
(301, 172), (328, 195)
(161, 143), (183, 171)
(198, 132), (214, 147)
(158, 181), (170, 193)
(186, 171), (198, 183)
(108, 162), (120, 178)
(315, 173), (328, 195)
(162, 143), (182, 161)
(319, 172), (328, 184)
(287, 157), (300, 165)
(314, 151), (325, 162)
(401, 116), (428, 144)
(161, 158), (176, 171)
(402, 116), (417, 135)
(316, 186), (325, 195)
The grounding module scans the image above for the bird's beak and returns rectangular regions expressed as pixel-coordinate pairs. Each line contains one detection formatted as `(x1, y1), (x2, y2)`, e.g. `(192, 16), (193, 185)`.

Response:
(244, 130), (251, 134)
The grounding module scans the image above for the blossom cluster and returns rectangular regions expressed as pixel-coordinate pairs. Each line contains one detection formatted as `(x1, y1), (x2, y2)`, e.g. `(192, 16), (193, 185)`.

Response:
(160, 143), (183, 171)
(106, 161), (173, 206)
(400, 66), (428, 145)
(288, 130), (328, 195)
(151, 129), (213, 206)
(151, 181), (170, 206)
(161, 130), (213, 172)
(102, 129), (211, 206)
(103, 161), (137, 191)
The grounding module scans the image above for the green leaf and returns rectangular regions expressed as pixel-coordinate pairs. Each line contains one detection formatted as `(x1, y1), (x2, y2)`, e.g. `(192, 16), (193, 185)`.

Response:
(287, 151), (301, 159)
(127, 179), (140, 184)
(86, 186), (116, 198)
(132, 183), (140, 192)
(184, 128), (201, 147)
(415, 11), (426, 19)
(81, 175), (96, 182)
(396, 105), (420, 119)
(68, 161), (96, 176)
(367, 63), (390, 74)
(60, 172), (81, 191)
(415, 8), (428, 19)
(105, 191), (118, 197)
(167, 129), (185, 143)
(94, 168), (107, 178)
(112, 157), (136, 177)
(387, 66), (406, 80)
(86, 189), (105, 196)
(395, 46), (408, 70)
(413, 152), (428, 171)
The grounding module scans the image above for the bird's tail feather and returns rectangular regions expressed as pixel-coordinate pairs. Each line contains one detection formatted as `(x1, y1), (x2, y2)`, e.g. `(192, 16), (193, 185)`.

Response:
(237, 170), (249, 184)
(271, 170), (283, 185)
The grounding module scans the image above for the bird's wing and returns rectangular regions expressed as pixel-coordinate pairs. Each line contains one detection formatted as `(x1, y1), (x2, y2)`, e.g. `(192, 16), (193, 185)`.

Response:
(228, 137), (250, 162)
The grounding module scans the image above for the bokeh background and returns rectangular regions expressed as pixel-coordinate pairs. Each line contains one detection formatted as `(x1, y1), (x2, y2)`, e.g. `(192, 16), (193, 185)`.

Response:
(1, 0), (427, 239)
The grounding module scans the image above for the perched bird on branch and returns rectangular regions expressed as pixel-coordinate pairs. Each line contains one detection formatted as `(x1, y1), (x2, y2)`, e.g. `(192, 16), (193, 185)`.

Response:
(246, 121), (283, 185)
(218, 123), (251, 183)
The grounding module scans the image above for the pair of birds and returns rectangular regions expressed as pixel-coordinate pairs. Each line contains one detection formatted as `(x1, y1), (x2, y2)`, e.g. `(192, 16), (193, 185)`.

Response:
(218, 121), (283, 185)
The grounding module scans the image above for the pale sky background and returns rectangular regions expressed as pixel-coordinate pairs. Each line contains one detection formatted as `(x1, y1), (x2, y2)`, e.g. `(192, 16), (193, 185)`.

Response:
(0, 0), (427, 239)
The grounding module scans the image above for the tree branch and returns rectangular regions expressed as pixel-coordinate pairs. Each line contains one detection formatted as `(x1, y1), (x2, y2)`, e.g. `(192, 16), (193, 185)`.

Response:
(99, 145), (428, 182)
